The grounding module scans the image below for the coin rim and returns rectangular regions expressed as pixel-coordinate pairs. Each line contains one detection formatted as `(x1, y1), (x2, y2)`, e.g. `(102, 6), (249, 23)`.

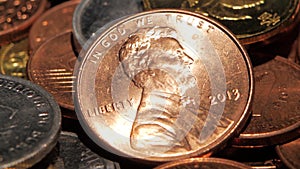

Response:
(74, 9), (254, 162)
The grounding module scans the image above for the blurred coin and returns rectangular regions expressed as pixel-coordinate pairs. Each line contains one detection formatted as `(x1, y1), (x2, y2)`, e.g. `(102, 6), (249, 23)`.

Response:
(74, 9), (253, 162)
(31, 131), (120, 169)
(233, 56), (300, 147)
(154, 157), (251, 169)
(0, 38), (29, 79)
(276, 138), (300, 169)
(72, 0), (143, 46)
(0, 0), (48, 45)
(29, 0), (80, 52)
(27, 31), (77, 112)
(143, 0), (300, 45)
(0, 74), (61, 168)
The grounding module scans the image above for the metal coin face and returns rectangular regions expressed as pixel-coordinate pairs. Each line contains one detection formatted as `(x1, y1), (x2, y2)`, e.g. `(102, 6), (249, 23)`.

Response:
(74, 10), (253, 162)
(154, 157), (251, 169)
(143, 0), (300, 45)
(0, 0), (48, 45)
(27, 32), (76, 111)
(276, 138), (300, 169)
(32, 131), (120, 169)
(0, 74), (61, 168)
(29, 0), (80, 52)
(233, 56), (300, 147)
(0, 38), (29, 79)
(72, 0), (144, 46)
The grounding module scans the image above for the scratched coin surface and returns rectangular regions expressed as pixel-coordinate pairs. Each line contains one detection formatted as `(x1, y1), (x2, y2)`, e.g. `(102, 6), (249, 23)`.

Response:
(143, 0), (300, 45)
(72, 0), (143, 46)
(29, 0), (80, 52)
(27, 32), (76, 111)
(0, 38), (29, 79)
(154, 157), (251, 169)
(74, 10), (253, 161)
(0, 74), (61, 168)
(0, 0), (48, 45)
(31, 131), (121, 169)
(276, 138), (300, 169)
(233, 56), (300, 147)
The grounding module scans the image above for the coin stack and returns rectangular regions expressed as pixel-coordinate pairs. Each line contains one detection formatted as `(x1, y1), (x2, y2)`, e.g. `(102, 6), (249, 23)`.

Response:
(0, 0), (299, 169)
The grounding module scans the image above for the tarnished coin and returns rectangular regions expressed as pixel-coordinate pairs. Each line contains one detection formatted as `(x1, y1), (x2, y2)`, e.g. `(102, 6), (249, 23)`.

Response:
(27, 31), (77, 112)
(276, 138), (300, 169)
(233, 56), (300, 147)
(74, 9), (253, 162)
(154, 158), (251, 169)
(0, 74), (61, 168)
(0, 38), (29, 79)
(143, 0), (300, 45)
(29, 0), (80, 52)
(72, 0), (143, 46)
(0, 0), (48, 45)
(31, 131), (120, 169)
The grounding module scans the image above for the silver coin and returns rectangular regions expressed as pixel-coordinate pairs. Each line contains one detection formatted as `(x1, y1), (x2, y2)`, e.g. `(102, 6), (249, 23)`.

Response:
(31, 131), (121, 169)
(0, 75), (61, 168)
(72, 0), (144, 46)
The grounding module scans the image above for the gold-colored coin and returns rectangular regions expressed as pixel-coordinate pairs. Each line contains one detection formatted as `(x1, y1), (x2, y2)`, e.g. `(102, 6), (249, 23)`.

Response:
(0, 38), (29, 79)
(143, 0), (300, 45)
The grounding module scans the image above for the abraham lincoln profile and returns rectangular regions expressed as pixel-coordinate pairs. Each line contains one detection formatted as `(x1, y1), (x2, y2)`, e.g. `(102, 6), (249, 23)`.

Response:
(118, 27), (231, 153)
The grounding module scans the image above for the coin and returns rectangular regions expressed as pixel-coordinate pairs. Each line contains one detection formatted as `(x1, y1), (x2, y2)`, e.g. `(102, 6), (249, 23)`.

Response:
(276, 138), (300, 169)
(31, 131), (120, 169)
(0, 74), (61, 168)
(215, 146), (282, 168)
(74, 9), (253, 162)
(143, 0), (300, 45)
(0, 0), (48, 45)
(27, 31), (77, 111)
(154, 157), (251, 169)
(288, 27), (300, 64)
(29, 0), (80, 52)
(0, 38), (29, 79)
(233, 56), (300, 147)
(72, 0), (144, 46)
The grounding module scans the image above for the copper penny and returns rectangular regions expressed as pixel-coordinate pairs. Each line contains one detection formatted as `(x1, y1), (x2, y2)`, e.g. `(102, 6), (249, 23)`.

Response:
(74, 9), (253, 162)
(29, 0), (80, 52)
(233, 56), (300, 147)
(276, 138), (300, 169)
(0, 0), (48, 45)
(154, 158), (251, 169)
(27, 31), (76, 112)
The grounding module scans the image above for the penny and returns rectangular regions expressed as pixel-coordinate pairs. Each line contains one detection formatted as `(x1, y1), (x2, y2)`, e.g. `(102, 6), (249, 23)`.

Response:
(154, 157), (251, 169)
(29, 0), (80, 52)
(276, 138), (300, 169)
(31, 131), (121, 169)
(233, 56), (300, 147)
(0, 0), (48, 45)
(143, 0), (300, 45)
(27, 31), (77, 111)
(72, 0), (144, 46)
(0, 74), (61, 168)
(74, 9), (253, 162)
(0, 38), (29, 79)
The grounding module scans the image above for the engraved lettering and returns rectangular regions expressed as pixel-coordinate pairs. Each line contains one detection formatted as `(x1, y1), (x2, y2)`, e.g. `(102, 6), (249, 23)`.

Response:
(117, 24), (126, 35)
(176, 15), (183, 23)
(101, 39), (110, 48)
(87, 99), (133, 117)
(90, 51), (103, 64)
(136, 16), (153, 27)
(109, 33), (118, 41)
(38, 112), (49, 125)
(209, 88), (241, 105)
(5, 81), (15, 89)
(187, 16), (195, 26)
(258, 12), (280, 27)
(197, 20), (204, 29)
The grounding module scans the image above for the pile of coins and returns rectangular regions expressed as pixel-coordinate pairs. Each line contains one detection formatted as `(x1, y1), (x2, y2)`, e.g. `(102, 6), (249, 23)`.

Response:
(0, 0), (299, 168)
